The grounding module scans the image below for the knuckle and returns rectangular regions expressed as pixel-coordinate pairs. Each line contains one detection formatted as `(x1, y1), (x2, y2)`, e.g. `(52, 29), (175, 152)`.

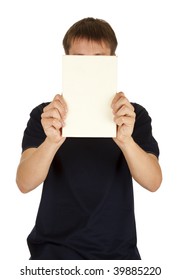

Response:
(52, 100), (58, 107)
(52, 118), (58, 126)
(53, 99), (61, 109)
(41, 114), (45, 124)
(52, 118), (61, 128)
(52, 108), (59, 119)
(51, 109), (56, 118)
(52, 119), (57, 127)
(43, 103), (50, 112)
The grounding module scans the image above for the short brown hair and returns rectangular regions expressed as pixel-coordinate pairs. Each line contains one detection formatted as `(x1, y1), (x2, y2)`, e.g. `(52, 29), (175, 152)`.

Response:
(63, 17), (118, 55)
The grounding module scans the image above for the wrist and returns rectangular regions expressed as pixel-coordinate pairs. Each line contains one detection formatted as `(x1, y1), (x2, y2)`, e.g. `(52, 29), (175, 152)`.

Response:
(44, 137), (64, 153)
(114, 136), (135, 151)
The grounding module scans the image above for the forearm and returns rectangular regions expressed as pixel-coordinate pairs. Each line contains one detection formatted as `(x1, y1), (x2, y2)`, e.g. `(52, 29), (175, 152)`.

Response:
(16, 138), (62, 193)
(116, 137), (162, 192)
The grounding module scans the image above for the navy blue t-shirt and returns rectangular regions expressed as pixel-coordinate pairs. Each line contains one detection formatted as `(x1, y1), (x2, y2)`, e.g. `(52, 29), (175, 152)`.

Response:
(22, 102), (159, 260)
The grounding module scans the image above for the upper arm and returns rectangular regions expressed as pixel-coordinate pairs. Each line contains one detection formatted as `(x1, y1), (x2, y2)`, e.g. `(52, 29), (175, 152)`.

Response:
(132, 103), (160, 158)
(21, 103), (47, 153)
(148, 153), (159, 161)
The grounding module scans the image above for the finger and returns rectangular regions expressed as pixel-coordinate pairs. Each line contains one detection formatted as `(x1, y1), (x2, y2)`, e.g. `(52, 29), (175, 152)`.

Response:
(112, 93), (127, 112)
(41, 117), (63, 131)
(114, 115), (135, 127)
(54, 94), (68, 112)
(111, 92), (125, 107)
(112, 97), (134, 114)
(53, 94), (61, 101)
(43, 99), (67, 120)
(114, 105), (136, 118)
(41, 108), (61, 120)
(43, 100), (66, 115)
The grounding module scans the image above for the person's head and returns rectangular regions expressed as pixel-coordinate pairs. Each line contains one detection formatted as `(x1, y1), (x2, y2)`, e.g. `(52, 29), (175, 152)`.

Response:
(63, 17), (118, 56)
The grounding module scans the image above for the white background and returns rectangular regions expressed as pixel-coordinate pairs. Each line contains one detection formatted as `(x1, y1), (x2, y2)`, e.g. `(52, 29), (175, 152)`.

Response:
(0, 0), (179, 278)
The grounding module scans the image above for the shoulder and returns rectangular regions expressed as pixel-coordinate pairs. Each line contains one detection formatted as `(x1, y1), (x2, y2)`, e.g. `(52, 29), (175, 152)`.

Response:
(131, 102), (159, 157)
(131, 102), (153, 135)
(131, 102), (152, 123)
(131, 102), (149, 116)
(22, 102), (50, 151)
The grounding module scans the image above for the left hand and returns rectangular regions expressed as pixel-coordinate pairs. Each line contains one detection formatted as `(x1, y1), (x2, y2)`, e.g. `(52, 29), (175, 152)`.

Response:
(111, 92), (136, 146)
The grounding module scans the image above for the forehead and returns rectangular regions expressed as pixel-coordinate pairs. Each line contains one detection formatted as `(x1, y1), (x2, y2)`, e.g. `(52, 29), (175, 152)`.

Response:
(69, 38), (111, 55)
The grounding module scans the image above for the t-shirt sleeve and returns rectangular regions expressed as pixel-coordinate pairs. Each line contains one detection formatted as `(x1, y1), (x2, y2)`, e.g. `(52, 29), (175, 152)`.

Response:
(22, 103), (48, 152)
(132, 103), (160, 158)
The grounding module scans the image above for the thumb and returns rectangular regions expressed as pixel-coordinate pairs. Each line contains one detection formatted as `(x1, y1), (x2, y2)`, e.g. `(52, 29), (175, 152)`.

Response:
(53, 93), (62, 101)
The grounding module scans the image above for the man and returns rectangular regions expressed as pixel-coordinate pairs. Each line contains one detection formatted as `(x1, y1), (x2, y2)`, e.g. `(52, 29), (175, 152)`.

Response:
(16, 17), (162, 260)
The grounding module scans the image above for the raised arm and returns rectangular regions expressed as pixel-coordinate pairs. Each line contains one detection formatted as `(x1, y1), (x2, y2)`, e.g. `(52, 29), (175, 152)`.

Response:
(16, 94), (67, 193)
(111, 92), (162, 192)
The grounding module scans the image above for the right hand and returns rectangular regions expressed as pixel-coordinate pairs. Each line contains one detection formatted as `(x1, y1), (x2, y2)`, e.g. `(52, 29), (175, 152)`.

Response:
(41, 94), (67, 145)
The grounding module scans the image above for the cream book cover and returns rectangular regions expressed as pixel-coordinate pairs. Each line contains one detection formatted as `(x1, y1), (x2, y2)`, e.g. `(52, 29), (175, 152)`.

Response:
(62, 55), (117, 137)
